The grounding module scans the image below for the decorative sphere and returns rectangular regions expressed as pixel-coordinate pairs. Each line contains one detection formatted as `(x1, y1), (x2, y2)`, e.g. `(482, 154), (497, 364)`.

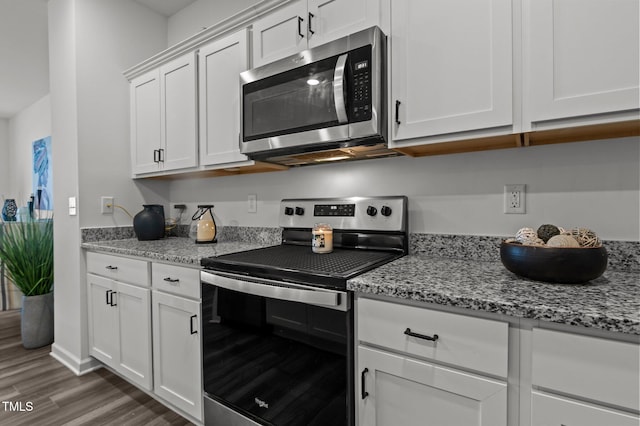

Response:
(547, 234), (580, 248)
(537, 224), (560, 243)
(515, 227), (537, 244)
(569, 228), (601, 247)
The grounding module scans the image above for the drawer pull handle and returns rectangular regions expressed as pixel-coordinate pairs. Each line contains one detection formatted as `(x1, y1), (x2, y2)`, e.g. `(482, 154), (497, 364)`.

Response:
(361, 368), (369, 399)
(404, 328), (439, 342)
(105, 265), (118, 270)
(297, 16), (304, 38)
(109, 291), (117, 307)
(105, 290), (112, 305)
(190, 314), (198, 335)
(395, 100), (401, 125)
(163, 277), (180, 283)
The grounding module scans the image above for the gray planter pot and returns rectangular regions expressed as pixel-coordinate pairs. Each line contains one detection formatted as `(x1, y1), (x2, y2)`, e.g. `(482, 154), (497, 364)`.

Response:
(21, 292), (54, 349)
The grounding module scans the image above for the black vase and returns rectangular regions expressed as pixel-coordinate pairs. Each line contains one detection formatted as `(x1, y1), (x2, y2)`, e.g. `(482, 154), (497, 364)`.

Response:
(133, 204), (165, 241)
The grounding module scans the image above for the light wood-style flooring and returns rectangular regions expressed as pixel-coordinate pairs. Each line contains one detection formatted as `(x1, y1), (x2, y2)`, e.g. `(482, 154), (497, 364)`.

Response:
(0, 309), (192, 425)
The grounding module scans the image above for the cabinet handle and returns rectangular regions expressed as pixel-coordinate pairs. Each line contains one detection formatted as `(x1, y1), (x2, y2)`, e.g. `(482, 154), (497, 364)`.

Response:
(153, 149), (159, 163)
(404, 327), (438, 342)
(190, 314), (197, 334)
(361, 368), (369, 399)
(163, 277), (180, 283)
(105, 290), (112, 305)
(109, 291), (117, 307)
(158, 148), (164, 163)
(308, 12), (315, 35)
(395, 100), (401, 125)
(105, 265), (118, 270)
(298, 16), (304, 38)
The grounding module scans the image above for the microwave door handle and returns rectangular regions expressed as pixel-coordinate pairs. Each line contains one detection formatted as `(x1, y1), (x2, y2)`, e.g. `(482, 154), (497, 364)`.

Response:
(333, 53), (348, 124)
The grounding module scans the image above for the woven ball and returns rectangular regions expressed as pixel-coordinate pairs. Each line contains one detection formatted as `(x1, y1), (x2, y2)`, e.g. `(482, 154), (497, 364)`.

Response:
(569, 228), (601, 247)
(515, 227), (537, 244)
(537, 224), (560, 243)
(546, 234), (580, 248)
(523, 237), (546, 246)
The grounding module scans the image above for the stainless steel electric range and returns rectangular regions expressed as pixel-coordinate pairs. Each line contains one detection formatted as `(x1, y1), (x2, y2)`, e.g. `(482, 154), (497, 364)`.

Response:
(200, 196), (408, 426)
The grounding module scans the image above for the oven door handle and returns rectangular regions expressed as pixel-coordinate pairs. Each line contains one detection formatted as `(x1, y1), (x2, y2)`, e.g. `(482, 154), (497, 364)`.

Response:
(201, 271), (346, 311)
(333, 53), (348, 124)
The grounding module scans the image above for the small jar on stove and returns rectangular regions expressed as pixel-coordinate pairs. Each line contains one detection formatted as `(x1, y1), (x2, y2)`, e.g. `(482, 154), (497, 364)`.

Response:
(312, 223), (333, 254)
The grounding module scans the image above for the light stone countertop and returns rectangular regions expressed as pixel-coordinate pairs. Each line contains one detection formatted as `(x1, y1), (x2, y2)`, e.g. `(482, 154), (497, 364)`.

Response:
(348, 254), (640, 335)
(81, 237), (273, 266)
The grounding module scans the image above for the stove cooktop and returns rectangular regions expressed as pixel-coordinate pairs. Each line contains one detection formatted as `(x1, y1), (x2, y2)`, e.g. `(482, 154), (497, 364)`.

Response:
(201, 244), (401, 290)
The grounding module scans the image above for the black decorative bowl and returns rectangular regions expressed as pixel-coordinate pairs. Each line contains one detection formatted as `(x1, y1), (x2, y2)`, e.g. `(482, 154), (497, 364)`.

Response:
(500, 241), (608, 284)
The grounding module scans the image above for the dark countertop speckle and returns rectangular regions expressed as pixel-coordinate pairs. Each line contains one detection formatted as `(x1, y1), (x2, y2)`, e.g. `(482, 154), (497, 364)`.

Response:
(348, 255), (640, 335)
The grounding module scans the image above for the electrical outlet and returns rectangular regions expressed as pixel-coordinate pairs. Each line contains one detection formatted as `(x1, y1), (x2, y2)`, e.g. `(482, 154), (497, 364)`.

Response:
(248, 194), (257, 213)
(101, 196), (114, 214)
(504, 185), (525, 214)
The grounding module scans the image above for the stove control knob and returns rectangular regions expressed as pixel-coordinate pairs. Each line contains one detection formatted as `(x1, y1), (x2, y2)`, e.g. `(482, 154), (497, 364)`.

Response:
(366, 206), (378, 216)
(381, 206), (392, 217)
(284, 207), (294, 216)
(295, 207), (305, 215)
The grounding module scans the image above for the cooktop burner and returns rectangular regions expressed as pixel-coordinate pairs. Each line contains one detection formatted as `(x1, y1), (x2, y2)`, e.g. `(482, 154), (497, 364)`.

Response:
(202, 245), (398, 280)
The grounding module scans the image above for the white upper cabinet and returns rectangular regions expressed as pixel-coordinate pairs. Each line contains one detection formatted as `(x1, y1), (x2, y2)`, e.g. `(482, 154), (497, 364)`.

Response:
(307, 0), (381, 48)
(524, 0), (640, 130)
(199, 29), (251, 166)
(252, 0), (382, 67)
(130, 70), (161, 174)
(390, 0), (513, 145)
(159, 53), (198, 171)
(130, 52), (198, 176)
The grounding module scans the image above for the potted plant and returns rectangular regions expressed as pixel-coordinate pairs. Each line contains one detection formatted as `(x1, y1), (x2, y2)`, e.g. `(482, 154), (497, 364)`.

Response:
(0, 219), (53, 348)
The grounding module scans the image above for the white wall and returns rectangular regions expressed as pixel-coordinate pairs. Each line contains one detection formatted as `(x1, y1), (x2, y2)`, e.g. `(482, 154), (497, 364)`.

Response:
(0, 119), (8, 200)
(167, 0), (261, 45)
(6, 95), (51, 207)
(48, 0), (169, 374)
(168, 137), (640, 241)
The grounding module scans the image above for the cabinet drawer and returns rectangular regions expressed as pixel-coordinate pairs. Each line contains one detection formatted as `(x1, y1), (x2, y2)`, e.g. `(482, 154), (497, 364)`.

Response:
(86, 252), (149, 285)
(532, 328), (640, 412)
(152, 262), (200, 299)
(532, 391), (639, 426)
(357, 298), (508, 377)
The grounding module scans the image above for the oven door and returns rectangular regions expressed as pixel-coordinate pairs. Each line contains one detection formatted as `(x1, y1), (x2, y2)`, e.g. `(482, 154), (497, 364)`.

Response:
(201, 271), (354, 426)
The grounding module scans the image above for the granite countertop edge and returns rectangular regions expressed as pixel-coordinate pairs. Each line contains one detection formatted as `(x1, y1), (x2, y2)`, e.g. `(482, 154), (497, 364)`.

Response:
(348, 254), (640, 336)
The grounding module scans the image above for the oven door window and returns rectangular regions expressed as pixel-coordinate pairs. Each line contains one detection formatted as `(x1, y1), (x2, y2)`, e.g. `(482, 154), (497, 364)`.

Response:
(202, 284), (352, 426)
(242, 54), (345, 142)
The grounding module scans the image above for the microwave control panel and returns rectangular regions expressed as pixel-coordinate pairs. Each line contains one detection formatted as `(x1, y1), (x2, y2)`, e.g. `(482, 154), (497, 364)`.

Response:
(349, 45), (372, 123)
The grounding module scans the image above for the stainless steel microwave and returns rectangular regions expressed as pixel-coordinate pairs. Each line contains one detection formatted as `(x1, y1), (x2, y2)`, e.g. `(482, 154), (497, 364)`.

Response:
(240, 26), (389, 165)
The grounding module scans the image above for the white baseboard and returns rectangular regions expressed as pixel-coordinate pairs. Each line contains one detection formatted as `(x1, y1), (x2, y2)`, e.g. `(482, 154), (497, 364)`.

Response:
(50, 343), (102, 376)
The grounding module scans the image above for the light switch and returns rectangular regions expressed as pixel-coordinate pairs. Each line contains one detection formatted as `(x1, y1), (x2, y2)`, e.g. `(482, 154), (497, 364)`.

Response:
(68, 196), (77, 216)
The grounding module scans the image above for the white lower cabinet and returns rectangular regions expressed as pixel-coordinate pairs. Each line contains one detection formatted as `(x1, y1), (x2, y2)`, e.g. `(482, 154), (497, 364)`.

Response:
(530, 327), (640, 426)
(358, 346), (507, 426)
(86, 254), (152, 391)
(357, 297), (508, 426)
(531, 391), (639, 426)
(152, 263), (203, 422)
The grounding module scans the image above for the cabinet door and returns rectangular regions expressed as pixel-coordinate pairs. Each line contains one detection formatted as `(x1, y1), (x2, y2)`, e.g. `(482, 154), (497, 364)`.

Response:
(87, 274), (118, 367)
(308, 0), (381, 47)
(152, 291), (202, 421)
(130, 69), (161, 175)
(532, 391), (639, 426)
(358, 346), (507, 426)
(159, 52), (198, 171)
(526, 0), (639, 127)
(252, 0), (308, 67)
(199, 29), (250, 166)
(390, 0), (512, 143)
(115, 281), (152, 391)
